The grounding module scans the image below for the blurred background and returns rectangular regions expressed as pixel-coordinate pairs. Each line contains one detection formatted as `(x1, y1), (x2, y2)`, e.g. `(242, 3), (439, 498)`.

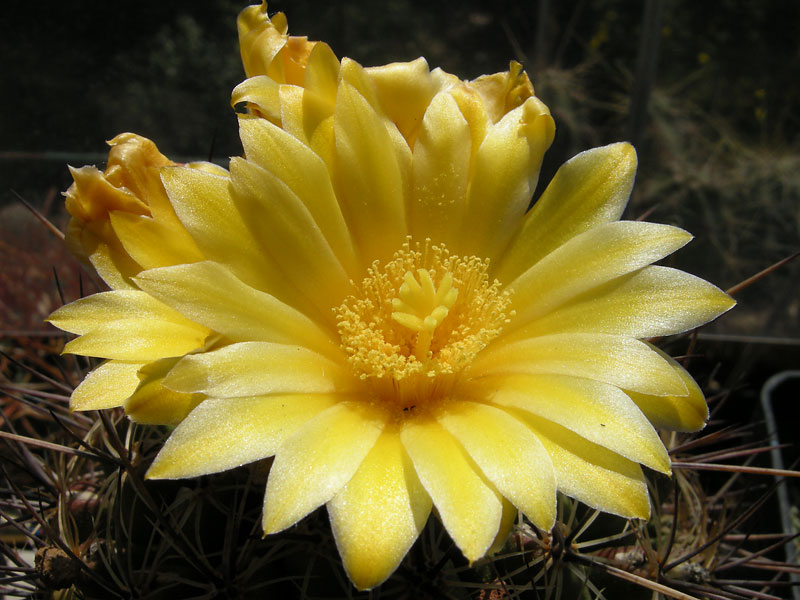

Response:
(2, 0), (799, 403)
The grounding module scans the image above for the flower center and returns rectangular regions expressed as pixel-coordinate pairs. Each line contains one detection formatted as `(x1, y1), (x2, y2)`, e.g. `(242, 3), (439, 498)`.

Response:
(335, 241), (511, 412)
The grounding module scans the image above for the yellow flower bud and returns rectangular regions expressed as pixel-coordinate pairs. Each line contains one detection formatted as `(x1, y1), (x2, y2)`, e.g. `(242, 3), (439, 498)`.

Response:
(64, 133), (208, 288)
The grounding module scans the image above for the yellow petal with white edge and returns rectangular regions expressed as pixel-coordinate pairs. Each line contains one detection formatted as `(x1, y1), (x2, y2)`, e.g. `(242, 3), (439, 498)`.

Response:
(409, 91), (471, 248)
(109, 211), (204, 270)
(163, 342), (353, 398)
(237, 118), (357, 274)
(328, 430), (432, 591)
(161, 166), (296, 304)
(48, 290), (194, 335)
(481, 374), (670, 473)
(489, 496), (519, 555)
(471, 333), (687, 397)
(263, 402), (386, 533)
(229, 157), (352, 308)
(146, 394), (339, 479)
(461, 97), (554, 261)
(521, 266), (736, 339)
(70, 360), (144, 411)
(626, 346), (709, 432)
(438, 401), (556, 529)
(496, 143), (637, 283)
(134, 262), (339, 359)
(401, 417), (502, 562)
(63, 319), (208, 361)
(333, 81), (408, 264)
(505, 222), (692, 329)
(124, 358), (203, 425)
(516, 411), (651, 519)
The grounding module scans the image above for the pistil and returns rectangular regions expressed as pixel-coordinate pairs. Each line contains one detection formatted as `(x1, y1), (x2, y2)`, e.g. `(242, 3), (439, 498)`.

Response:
(391, 269), (459, 361)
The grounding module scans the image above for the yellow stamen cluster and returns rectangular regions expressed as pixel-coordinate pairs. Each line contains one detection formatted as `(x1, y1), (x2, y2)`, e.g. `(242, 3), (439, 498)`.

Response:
(335, 241), (511, 410)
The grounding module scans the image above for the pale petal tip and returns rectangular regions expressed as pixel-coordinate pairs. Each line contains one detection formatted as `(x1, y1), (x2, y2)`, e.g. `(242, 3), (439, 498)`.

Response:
(630, 501), (652, 521)
(602, 141), (639, 180)
(611, 140), (637, 162)
(261, 512), (290, 536)
(721, 292), (738, 312)
(145, 453), (193, 480)
(533, 499), (557, 533)
(144, 456), (177, 480)
(345, 561), (397, 592)
(651, 451), (673, 476)
(262, 496), (302, 535)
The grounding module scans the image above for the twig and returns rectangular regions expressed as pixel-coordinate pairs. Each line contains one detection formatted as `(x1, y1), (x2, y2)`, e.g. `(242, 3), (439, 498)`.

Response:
(725, 251), (800, 296)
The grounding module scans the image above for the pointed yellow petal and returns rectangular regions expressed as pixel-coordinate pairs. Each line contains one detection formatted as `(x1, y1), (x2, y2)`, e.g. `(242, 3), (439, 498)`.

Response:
(49, 290), (209, 361)
(63, 319), (208, 361)
(109, 210), (204, 270)
(409, 92), (471, 247)
(472, 333), (687, 397)
(481, 374), (671, 473)
(161, 166), (297, 304)
(134, 261), (339, 359)
(276, 84), (309, 144)
(48, 290), (190, 335)
(333, 81), (408, 263)
(439, 401), (556, 529)
(523, 266), (736, 339)
(488, 496), (519, 554)
(506, 222), (693, 329)
(627, 347), (709, 432)
(70, 360), (144, 411)
(328, 430), (432, 590)
(146, 394), (339, 479)
(125, 385), (201, 426)
(237, 117), (357, 274)
(84, 238), (138, 290)
(461, 98), (554, 260)
(496, 143), (637, 283)
(401, 417), (502, 562)
(517, 412), (651, 519)
(263, 402), (386, 533)
(163, 342), (353, 398)
(339, 57), (382, 111)
(229, 157), (352, 307)
(123, 358), (203, 425)
(304, 41), (340, 109)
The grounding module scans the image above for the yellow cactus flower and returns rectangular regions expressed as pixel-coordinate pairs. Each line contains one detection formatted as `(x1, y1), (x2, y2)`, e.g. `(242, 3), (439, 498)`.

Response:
(49, 3), (735, 590)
